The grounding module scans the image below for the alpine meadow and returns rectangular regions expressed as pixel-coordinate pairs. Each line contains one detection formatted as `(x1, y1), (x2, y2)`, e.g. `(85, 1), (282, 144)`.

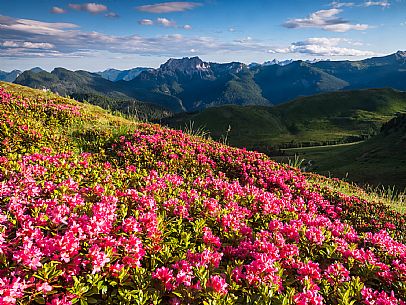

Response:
(1, 1), (406, 304)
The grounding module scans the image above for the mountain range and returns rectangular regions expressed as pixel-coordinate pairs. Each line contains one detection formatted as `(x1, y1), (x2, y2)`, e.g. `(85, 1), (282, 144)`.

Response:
(97, 67), (152, 82)
(10, 51), (406, 113)
(0, 70), (22, 82)
(0, 67), (47, 83)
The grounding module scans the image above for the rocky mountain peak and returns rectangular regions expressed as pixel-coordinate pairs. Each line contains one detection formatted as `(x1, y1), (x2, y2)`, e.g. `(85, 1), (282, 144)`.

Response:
(396, 50), (406, 57)
(263, 59), (294, 66)
(395, 50), (406, 62)
(160, 57), (211, 74)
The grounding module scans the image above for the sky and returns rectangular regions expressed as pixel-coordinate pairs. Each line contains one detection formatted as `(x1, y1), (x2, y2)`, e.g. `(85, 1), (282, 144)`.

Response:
(0, 0), (405, 71)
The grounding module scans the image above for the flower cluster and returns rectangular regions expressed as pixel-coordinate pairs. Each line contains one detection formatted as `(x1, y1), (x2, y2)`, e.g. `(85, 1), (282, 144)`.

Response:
(1, 84), (406, 304)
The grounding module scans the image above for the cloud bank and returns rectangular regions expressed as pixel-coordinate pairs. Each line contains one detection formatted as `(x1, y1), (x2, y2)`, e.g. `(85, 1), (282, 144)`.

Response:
(283, 9), (369, 32)
(136, 2), (202, 13)
(51, 6), (67, 14)
(270, 37), (374, 56)
(0, 15), (374, 60)
(68, 3), (108, 14)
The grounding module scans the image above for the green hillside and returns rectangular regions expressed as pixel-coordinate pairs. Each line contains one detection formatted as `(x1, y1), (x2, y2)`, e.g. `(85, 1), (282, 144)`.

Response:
(3, 82), (406, 305)
(279, 114), (406, 189)
(163, 88), (406, 150)
(2, 82), (406, 305)
(14, 69), (174, 120)
(0, 81), (137, 156)
(14, 68), (129, 98)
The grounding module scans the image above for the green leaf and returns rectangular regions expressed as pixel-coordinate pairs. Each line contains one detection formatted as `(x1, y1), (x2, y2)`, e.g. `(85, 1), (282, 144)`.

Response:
(87, 297), (98, 304)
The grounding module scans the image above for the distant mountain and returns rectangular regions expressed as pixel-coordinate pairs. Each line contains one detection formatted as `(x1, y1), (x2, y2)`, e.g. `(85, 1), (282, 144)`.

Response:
(0, 70), (22, 82)
(248, 62), (261, 69)
(127, 56), (272, 111)
(0, 67), (47, 83)
(30, 67), (46, 73)
(262, 59), (294, 66)
(252, 61), (349, 104)
(14, 68), (172, 120)
(15, 68), (129, 97)
(12, 51), (406, 111)
(98, 67), (152, 82)
(313, 51), (406, 90)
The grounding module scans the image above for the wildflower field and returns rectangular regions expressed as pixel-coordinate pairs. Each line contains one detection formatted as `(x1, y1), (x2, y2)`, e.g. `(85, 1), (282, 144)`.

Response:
(0, 82), (405, 304)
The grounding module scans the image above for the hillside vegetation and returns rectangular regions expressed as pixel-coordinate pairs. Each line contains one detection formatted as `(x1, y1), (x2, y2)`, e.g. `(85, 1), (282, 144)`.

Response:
(163, 88), (406, 150)
(1, 82), (405, 305)
(14, 69), (172, 121)
(280, 113), (406, 189)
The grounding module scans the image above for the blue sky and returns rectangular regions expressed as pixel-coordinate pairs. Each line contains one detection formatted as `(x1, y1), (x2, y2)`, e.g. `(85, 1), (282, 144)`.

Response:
(0, 0), (405, 71)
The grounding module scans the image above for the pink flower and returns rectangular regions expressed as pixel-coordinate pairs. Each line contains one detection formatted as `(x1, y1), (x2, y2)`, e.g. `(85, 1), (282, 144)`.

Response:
(324, 263), (350, 285)
(202, 227), (221, 248)
(361, 287), (402, 305)
(305, 227), (325, 246)
(46, 294), (72, 305)
(298, 261), (321, 281)
(87, 245), (110, 274)
(152, 267), (174, 290)
(207, 275), (228, 295)
(0, 277), (27, 304)
(294, 289), (324, 305)
(37, 282), (53, 293)
(122, 217), (141, 233)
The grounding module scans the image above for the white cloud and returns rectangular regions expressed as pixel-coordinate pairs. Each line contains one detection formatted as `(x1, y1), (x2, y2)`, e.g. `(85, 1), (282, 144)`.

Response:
(1, 40), (54, 49)
(136, 2), (202, 13)
(0, 17), (78, 36)
(138, 19), (154, 26)
(171, 34), (183, 40)
(68, 3), (108, 14)
(157, 18), (176, 27)
(0, 15), (375, 61)
(105, 12), (119, 18)
(1, 41), (19, 47)
(270, 37), (374, 56)
(331, 1), (355, 8)
(323, 23), (369, 32)
(0, 15), (272, 59)
(235, 37), (253, 44)
(22, 42), (55, 49)
(401, 21), (406, 26)
(138, 18), (192, 30)
(51, 6), (67, 14)
(364, 0), (390, 7)
(283, 9), (369, 32)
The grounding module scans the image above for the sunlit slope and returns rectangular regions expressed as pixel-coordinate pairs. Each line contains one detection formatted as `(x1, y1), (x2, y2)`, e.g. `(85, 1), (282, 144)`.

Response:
(163, 88), (406, 149)
(1, 82), (405, 305)
(283, 114), (406, 188)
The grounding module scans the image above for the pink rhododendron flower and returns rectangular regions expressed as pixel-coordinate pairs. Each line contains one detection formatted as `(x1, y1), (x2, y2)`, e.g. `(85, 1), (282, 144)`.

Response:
(207, 275), (228, 295)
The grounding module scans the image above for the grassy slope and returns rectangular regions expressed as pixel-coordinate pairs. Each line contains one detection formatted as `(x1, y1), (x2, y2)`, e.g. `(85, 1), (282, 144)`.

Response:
(279, 114), (406, 190)
(1, 82), (406, 304)
(0, 81), (137, 156)
(1, 81), (403, 207)
(162, 88), (406, 149)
